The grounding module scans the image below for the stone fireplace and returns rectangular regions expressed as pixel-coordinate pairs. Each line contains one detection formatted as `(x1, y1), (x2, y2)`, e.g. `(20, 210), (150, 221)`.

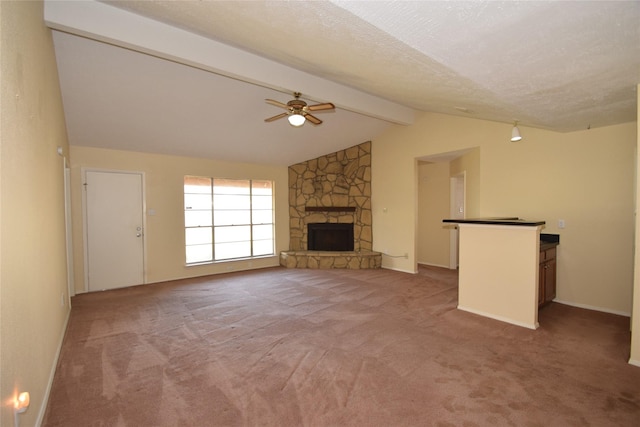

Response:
(279, 141), (381, 269)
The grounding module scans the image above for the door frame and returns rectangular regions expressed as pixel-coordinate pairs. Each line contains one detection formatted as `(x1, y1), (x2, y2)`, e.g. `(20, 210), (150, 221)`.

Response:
(64, 157), (74, 300)
(81, 167), (147, 292)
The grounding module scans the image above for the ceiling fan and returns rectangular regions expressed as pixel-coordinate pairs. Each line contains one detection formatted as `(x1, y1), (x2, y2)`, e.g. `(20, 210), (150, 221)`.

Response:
(264, 92), (335, 127)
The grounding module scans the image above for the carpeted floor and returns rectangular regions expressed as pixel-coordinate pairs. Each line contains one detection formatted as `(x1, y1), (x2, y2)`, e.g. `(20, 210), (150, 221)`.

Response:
(43, 266), (640, 426)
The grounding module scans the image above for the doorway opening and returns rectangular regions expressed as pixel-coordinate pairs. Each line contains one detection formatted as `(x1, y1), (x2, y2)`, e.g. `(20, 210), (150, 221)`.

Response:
(416, 147), (476, 270)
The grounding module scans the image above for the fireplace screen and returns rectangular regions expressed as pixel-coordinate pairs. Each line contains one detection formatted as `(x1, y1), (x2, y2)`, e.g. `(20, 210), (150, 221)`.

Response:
(307, 223), (354, 251)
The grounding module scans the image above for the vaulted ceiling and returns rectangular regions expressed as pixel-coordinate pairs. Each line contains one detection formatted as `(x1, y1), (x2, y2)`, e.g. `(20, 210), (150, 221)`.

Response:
(46, 0), (640, 166)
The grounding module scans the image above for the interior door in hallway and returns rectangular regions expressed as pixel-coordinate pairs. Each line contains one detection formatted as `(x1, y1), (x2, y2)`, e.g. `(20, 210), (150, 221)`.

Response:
(449, 172), (465, 269)
(85, 170), (144, 291)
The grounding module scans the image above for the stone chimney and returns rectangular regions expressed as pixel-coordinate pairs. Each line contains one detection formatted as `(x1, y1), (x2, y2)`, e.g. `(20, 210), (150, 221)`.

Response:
(288, 141), (372, 252)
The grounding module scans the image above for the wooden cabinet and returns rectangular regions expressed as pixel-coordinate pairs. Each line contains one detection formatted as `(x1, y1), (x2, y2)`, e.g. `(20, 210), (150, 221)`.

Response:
(539, 246), (557, 307)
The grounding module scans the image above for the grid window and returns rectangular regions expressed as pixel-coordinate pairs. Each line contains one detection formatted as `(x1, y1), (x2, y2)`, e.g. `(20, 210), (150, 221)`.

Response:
(184, 176), (274, 264)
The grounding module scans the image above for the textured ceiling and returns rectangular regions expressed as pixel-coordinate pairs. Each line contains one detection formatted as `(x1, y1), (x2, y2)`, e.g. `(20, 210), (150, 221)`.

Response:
(47, 0), (640, 166)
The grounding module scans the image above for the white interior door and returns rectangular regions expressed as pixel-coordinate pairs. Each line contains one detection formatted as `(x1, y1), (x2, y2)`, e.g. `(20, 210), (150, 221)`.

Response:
(449, 172), (465, 269)
(85, 170), (144, 291)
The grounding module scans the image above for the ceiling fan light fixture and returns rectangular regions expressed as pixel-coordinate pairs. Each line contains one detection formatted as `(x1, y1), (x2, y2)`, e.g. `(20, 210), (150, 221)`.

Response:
(511, 121), (522, 142)
(288, 113), (306, 127)
(265, 92), (333, 126)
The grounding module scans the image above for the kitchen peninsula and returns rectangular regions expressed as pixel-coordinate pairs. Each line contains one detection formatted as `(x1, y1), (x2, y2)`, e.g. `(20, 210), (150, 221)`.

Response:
(443, 217), (546, 329)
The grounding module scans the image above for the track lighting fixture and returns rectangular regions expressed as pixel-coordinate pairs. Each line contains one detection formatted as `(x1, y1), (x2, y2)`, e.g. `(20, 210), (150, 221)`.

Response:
(511, 121), (522, 142)
(14, 392), (30, 427)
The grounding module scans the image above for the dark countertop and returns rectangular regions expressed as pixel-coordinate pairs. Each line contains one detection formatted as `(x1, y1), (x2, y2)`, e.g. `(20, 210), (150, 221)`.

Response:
(441, 219), (559, 248)
(540, 233), (560, 250)
(442, 217), (546, 227)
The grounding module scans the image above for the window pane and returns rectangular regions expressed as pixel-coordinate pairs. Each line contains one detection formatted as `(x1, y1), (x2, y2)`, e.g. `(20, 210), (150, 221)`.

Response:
(252, 224), (273, 240)
(252, 180), (273, 195)
(253, 239), (274, 256)
(213, 194), (250, 210)
(252, 210), (273, 224)
(214, 210), (250, 226)
(213, 179), (250, 195)
(215, 225), (250, 243)
(186, 244), (213, 263)
(215, 241), (251, 260)
(184, 176), (212, 194)
(252, 195), (272, 210)
(185, 194), (212, 210)
(185, 210), (212, 227)
(185, 177), (274, 264)
(185, 227), (212, 245)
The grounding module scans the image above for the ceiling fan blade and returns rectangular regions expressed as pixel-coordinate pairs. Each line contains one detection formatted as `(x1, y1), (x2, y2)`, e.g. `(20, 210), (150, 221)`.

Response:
(304, 114), (322, 125)
(307, 102), (335, 112)
(265, 99), (289, 109)
(264, 112), (289, 122)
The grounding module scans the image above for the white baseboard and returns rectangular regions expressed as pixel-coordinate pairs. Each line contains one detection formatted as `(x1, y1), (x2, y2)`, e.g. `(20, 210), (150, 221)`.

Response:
(457, 305), (539, 330)
(382, 266), (418, 274)
(417, 261), (451, 269)
(552, 299), (631, 317)
(36, 308), (71, 426)
(629, 358), (640, 368)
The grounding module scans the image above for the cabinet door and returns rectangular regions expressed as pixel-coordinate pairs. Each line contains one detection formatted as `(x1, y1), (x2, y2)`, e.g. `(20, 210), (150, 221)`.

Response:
(544, 258), (556, 303)
(538, 263), (546, 305)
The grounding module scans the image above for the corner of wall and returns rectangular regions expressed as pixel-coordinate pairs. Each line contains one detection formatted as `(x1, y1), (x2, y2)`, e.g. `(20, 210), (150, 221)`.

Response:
(630, 84), (640, 366)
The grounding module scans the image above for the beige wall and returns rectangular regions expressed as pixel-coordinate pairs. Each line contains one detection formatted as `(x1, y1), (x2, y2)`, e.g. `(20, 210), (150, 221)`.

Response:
(0, 1), (71, 425)
(373, 112), (636, 316)
(631, 85), (640, 366)
(417, 161), (450, 267)
(69, 146), (289, 291)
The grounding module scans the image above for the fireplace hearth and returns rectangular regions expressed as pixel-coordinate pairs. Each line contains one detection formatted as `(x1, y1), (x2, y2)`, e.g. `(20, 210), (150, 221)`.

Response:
(307, 223), (354, 251)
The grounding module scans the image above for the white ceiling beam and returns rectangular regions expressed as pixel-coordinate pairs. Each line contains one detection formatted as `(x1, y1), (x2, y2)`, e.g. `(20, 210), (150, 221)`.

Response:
(44, 0), (414, 125)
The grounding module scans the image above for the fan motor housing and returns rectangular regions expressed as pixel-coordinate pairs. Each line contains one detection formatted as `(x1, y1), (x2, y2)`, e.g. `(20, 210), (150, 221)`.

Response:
(287, 99), (307, 109)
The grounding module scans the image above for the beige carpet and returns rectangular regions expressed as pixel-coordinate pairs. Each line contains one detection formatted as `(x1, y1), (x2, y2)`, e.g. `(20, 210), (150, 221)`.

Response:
(43, 266), (640, 426)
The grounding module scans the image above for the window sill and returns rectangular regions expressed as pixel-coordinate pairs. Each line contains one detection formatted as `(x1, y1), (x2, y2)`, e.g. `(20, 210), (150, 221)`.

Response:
(185, 254), (277, 267)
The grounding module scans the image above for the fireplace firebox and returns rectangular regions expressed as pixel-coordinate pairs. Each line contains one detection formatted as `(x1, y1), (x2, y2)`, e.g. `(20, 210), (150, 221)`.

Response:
(307, 223), (354, 251)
